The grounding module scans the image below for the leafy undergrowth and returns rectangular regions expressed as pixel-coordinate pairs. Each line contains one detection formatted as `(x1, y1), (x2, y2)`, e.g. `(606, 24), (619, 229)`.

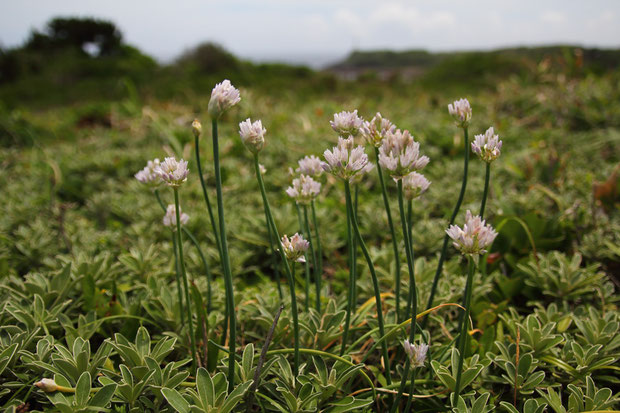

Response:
(0, 67), (619, 412)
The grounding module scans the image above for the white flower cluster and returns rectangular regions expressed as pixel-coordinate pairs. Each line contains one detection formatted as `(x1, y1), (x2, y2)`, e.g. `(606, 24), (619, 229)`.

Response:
(403, 340), (428, 368)
(330, 110), (363, 136)
(378, 129), (429, 179)
(360, 112), (396, 147)
(163, 204), (189, 230)
(135, 158), (162, 186)
(208, 79), (241, 118)
(281, 233), (310, 263)
(286, 174), (321, 205)
(402, 172), (431, 200)
(155, 157), (189, 187)
(448, 98), (472, 128)
(239, 118), (266, 154)
(322, 136), (371, 180)
(471, 127), (502, 163)
(446, 210), (498, 256)
(296, 155), (324, 177)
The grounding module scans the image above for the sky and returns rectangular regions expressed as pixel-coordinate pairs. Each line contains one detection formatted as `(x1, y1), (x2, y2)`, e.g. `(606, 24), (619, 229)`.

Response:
(1, 0), (619, 68)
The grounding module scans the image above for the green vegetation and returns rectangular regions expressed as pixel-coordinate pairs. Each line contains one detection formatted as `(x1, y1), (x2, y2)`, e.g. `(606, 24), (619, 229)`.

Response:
(1, 16), (619, 413)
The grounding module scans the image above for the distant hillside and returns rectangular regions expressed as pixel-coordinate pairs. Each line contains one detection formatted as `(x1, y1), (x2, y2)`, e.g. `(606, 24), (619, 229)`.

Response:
(328, 46), (620, 83)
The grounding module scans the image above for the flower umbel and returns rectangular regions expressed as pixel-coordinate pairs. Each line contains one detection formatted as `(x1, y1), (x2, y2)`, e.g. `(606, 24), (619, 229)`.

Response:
(135, 158), (162, 186)
(402, 172), (431, 200)
(155, 157), (189, 187)
(402, 340), (428, 368)
(238, 118), (266, 154)
(286, 174), (321, 205)
(378, 129), (429, 179)
(446, 210), (498, 256)
(163, 204), (189, 230)
(330, 110), (363, 136)
(281, 233), (310, 263)
(296, 155), (324, 177)
(35, 378), (58, 393)
(471, 126), (503, 163)
(360, 112), (396, 147)
(208, 79), (241, 118)
(448, 98), (472, 128)
(322, 136), (371, 180)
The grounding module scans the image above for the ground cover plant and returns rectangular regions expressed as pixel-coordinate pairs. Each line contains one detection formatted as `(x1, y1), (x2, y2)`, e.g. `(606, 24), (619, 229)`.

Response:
(1, 37), (619, 412)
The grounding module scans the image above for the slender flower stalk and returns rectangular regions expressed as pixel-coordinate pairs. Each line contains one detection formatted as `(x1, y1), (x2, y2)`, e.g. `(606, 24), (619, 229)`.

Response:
(192, 120), (223, 267)
(254, 155), (300, 375)
(173, 189), (198, 371)
(453, 257), (475, 402)
(303, 205), (319, 311)
(472, 126), (502, 218)
(295, 204), (311, 311)
(344, 180), (392, 385)
(340, 191), (356, 356)
(310, 200), (322, 310)
(423, 110), (471, 328)
(211, 118), (237, 392)
(480, 163), (491, 218)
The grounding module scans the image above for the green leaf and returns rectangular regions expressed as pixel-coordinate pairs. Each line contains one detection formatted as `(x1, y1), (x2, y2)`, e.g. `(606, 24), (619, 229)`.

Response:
(162, 387), (190, 413)
(75, 371), (92, 407)
(196, 367), (214, 408)
(89, 383), (117, 408)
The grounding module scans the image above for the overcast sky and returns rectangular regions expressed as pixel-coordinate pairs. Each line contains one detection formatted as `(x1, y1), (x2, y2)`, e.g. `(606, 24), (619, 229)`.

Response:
(1, 0), (619, 67)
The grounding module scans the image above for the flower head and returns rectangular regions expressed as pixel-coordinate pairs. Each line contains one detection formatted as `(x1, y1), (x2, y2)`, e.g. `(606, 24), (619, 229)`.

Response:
(448, 98), (472, 128)
(296, 155), (324, 177)
(360, 112), (396, 147)
(35, 378), (58, 393)
(192, 119), (202, 138)
(471, 127), (502, 163)
(135, 158), (162, 187)
(402, 172), (431, 200)
(378, 129), (429, 179)
(322, 136), (371, 180)
(155, 157), (189, 187)
(208, 79), (241, 118)
(163, 204), (189, 230)
(446, 210), (498, 256)
(403, 340), (428, 368)
(330, 110), (363, 136)
(350, 162), (375, 185)
(286, 174), (321, 205)
(238, 118), (266, 154)
(281, 233), (309, 263)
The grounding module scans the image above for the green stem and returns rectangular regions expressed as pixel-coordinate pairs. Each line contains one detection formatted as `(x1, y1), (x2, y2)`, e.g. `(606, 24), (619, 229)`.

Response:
(403, 368), (418, 412)
(340, 194), (355, 356)
(454, 257), (475, 402)
(423, 127), (469, 328)
(352, 184), (359, 308)
(391, 180), (418, 412)
(311, 200), (322, 312)
(174, 188), (197, 372)
(253, 155), (299, 375)
(405, 199), (414, 321)
(194, 134), (222, 259)
(374, 147), (402, 323)
(296, 204), (311, 311)
(303, 205), (319, 312)
(480, 162), (490, 218)
(171, 235), (185, 326)
(212, 119), (237, 392)
(263, 196), (283, 300)
(344, 179), (392, 385)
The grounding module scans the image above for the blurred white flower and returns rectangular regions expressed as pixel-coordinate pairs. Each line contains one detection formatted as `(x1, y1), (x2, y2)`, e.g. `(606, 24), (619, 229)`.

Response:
(163, 204), (189, 230)
(378, 129), (429, 179)
(192, 119), (202, 138)
(330, 110), (363, 136)
(471, 127), (502, 163)
(208, 79), (241, 118)
(448, 98), (472, 128)
(238, 118), (266, 154)
(403, 340), (428, 368)
(446, 210), (498, 256)
(297, 155), (324, 177)
(155, 157), (189, 187)
(402, 172), (431, 200)
(135, 158), (162, 186)
(360, 112), (396, 147)
(281, 233), (309, 262)
(259, 164), (267, 174)
(286, 174), (321, 204)
(322, 136), (371, 180)
(35, 378), (58, 393)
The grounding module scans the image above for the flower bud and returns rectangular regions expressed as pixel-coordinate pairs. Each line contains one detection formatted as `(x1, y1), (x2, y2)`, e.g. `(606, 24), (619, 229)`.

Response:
(192, 119), (202, 138)
(35, 378), (58, 393)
